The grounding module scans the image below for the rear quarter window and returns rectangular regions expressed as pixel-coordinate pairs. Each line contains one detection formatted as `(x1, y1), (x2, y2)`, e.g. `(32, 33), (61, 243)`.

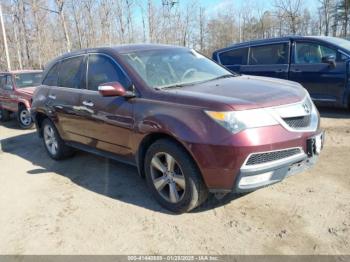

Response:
(43, 62), (60, 86)
(219, 48), (248, 66)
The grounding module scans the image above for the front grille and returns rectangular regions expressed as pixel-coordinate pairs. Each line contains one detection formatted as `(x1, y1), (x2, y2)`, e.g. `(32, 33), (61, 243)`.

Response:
(283, 115), (311, 128)
(246, 148), (302, 166)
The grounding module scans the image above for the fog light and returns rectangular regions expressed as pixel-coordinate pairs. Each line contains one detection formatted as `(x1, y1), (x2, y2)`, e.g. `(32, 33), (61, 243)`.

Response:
(239, 171), (273, 187)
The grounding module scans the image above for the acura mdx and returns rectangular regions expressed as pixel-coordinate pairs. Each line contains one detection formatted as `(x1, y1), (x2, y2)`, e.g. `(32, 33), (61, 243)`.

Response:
(31, 44), (324, 213)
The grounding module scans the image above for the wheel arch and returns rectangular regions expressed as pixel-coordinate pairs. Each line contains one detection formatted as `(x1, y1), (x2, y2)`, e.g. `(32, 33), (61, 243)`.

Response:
(17, 100), (31, 110)
(34, 111), (50, 137)
(136, 132), (202, 180)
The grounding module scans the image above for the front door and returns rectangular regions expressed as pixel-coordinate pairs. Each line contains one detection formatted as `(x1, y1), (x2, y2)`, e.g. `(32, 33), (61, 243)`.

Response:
(78, 53), (135, 158)
(289, 41), (348, 105)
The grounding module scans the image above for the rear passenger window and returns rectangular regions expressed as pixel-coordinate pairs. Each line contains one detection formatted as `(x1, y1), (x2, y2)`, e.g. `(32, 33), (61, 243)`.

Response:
(249, 43), (289, 65)
(219, 48), (248, 65)
(43, 62), (60, 86)
(58, 56), (84, 89)
(87, 54), (130, 91)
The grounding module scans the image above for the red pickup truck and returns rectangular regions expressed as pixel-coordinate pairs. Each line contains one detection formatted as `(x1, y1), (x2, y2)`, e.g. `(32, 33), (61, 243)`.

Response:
(0, 70), (43, 129)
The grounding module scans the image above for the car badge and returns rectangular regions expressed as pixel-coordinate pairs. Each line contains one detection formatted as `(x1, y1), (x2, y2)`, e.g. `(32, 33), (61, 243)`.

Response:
(303, 103), (311, 114)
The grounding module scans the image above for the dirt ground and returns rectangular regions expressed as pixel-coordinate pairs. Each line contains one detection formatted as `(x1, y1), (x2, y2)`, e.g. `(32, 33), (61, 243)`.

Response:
(0, 108), (349, 255)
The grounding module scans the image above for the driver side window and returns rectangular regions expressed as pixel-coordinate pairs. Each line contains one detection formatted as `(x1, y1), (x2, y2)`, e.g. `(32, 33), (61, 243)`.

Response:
(87, 54), (131, 91)
(295, 42), (337, 64)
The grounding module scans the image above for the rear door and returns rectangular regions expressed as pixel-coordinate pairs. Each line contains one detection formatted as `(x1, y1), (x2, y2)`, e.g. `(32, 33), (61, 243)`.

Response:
(289, 41), (348, 104)
(45, 55), (87, 142)
(78, 53), (135, 157)
(244, 42), (290, 79)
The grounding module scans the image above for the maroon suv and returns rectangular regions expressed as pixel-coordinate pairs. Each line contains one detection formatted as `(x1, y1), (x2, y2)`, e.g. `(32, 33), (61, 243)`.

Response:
(0, 70), (43, 128)
(31, 45), (324, 213)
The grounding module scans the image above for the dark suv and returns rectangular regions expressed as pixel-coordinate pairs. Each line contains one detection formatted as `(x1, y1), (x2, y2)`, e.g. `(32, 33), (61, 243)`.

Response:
(32, 45), (324, 213)
(213, 36), (350, 109)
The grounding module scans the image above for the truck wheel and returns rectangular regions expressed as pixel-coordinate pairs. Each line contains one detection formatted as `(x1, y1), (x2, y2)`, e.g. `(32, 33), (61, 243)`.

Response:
(0, 108), (10, 122)
(144, 139), (208, 213)
(42, 118), (73, 160)
(17, 106), (34, 129)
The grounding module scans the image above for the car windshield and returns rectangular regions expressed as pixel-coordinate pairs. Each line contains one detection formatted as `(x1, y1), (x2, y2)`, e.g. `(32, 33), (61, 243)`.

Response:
(121, 49), (233, 89)
(322, 36), (350, 51)
(15, 72), (42, 88)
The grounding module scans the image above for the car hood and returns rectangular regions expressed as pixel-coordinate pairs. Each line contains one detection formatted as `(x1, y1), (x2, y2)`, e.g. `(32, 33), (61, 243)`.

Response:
(165, 75), (307, 110)
(16, 86), (37, 96)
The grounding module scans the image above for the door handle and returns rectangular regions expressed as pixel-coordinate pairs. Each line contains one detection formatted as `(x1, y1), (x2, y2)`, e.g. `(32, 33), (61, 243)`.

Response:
(82, 101), (94, 107)
(48, 95), (56, 100)
(275, 69), (285, 73)
(291, 69), (301, 73)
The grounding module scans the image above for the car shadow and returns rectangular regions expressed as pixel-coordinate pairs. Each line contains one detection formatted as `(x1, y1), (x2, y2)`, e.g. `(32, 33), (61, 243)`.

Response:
(0, 116), (23, 130)
(318, 107), (350, 119)
(0, 132), (244, 214)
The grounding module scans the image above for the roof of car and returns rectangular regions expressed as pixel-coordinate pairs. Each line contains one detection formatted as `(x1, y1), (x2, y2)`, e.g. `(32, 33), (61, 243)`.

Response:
(213, 36), (347, 53)
(0, 69), (43, 74)
(55, 44), (187, 59)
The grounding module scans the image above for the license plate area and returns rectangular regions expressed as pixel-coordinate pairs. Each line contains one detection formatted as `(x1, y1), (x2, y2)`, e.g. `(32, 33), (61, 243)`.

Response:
(307, 132), (324, 157)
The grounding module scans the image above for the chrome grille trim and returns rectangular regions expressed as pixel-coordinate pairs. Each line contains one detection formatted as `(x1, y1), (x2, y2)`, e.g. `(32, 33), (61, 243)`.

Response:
(266, 95), (319, 132)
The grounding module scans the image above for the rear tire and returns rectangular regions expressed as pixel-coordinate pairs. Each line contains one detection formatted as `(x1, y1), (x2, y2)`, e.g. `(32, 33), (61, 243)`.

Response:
(41, 118), (73, 160)
(144, 139), (208, 213)
(17, 106), (34, 129)
(0, 108), (10, 122)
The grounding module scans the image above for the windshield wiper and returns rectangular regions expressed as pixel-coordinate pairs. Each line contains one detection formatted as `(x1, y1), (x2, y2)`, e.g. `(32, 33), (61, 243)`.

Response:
(155, 83), (191, 90)
(208, 74), (235, 81)
(154, 74), (236, 90)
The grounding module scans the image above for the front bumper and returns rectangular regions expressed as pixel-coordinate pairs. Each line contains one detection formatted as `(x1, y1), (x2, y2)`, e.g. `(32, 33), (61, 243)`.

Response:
(189, 126), (324, 193)
(234, 148), (317, 193)
(234, 131), (324, 192)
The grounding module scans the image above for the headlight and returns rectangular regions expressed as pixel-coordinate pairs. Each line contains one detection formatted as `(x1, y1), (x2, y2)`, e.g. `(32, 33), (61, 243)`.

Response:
(205, 109), (278, 134)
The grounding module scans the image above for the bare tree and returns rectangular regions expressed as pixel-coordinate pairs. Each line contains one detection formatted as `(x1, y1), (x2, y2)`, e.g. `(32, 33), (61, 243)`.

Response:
(337, 0), (350, 37)
(275, 0), (302, 34)
(55, 0), (71, 52)
(319, 0), (335, 35)
(3, 0), (350, 72)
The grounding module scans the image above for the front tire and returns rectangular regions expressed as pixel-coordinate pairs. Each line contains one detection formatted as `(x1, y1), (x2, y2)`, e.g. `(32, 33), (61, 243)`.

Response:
(42, 118), (73, 160)
(144, 139), (208, 213)
(17, 106), (34, 129)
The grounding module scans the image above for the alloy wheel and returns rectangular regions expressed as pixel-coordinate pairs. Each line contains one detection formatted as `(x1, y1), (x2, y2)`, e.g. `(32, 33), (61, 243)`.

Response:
(150, 152), (186, 203)
(43, 125), (58, 155)
(19, 109), (32, 126)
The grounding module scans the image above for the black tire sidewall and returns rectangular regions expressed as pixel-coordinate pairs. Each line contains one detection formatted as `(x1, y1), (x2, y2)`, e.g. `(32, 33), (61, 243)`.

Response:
(144, 140), (204, 213)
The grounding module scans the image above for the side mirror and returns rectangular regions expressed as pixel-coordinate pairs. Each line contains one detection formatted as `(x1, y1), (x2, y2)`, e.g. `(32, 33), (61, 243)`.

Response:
(98, 82), (135, 98)
(4, 84), (13, 91)
(322, 55), (336, 68)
